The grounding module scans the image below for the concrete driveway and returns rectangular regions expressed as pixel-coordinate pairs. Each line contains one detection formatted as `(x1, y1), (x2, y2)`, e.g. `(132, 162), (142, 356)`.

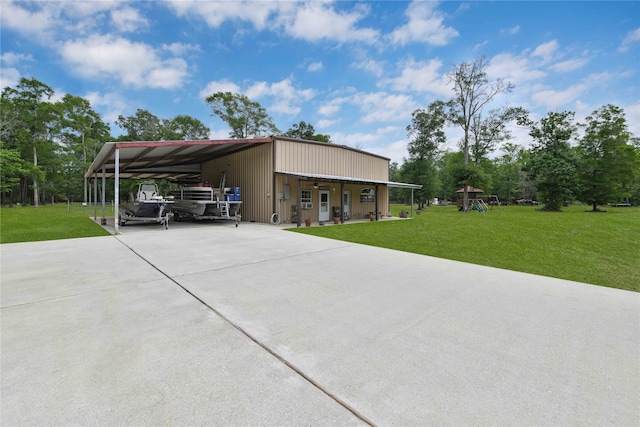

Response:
(2, 221), (639, 425)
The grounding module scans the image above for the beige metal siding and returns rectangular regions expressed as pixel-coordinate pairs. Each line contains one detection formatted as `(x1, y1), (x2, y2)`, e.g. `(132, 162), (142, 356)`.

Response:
(273, 178), (390, 225)
(274, 138), (389, 181)
(201, 143), (273, 223)
(200, 138), (391, 224)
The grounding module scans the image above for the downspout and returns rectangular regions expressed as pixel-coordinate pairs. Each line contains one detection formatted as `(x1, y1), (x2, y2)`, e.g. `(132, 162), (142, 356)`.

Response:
(272, 137), (277, 220)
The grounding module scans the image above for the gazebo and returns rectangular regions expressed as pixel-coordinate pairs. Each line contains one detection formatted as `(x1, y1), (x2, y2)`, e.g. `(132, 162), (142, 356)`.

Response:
(456, 186), (484, 210)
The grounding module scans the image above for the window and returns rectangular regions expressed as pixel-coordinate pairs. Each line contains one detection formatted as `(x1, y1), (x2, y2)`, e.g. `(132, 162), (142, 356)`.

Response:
(360, 188), (375, 203)
(301, 189), (312, 209)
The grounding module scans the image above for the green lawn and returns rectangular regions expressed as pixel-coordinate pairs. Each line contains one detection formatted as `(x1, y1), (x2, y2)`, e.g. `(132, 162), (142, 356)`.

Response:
(289, 204), (640, 292)
(0, 203), (111, 244)
(2, 202), (638, 292)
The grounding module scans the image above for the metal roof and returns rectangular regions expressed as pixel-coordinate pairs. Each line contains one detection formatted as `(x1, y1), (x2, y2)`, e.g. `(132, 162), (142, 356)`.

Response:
(85, 138), (422, 189)
(85, 138), (272, 180)
(275, 171), (422, 189)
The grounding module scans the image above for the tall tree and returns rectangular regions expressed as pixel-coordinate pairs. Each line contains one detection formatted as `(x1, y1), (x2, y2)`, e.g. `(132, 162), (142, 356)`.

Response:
(206, 92), (279, 138)
(576, 104), (640, 211)
(447, 56), (514, 210)
(1, 77), (55, 207)
(115, 109), (162, 141)
(160, 115), (210, 140)
(283, 121), (331, 142)
(0, 141), (25, 206)
(58, 94), (106, 203)
(519, 111), (578, 211)
(404, 101), (448, 206)
(469, 106), (526, 164)
(493, 142), (525, 204)
(388, 161), (402, 202)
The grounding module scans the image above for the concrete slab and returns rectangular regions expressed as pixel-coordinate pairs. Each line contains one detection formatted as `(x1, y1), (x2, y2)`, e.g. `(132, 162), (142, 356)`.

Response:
(2, 223), (639, 425)
(1, 236), (363, 426)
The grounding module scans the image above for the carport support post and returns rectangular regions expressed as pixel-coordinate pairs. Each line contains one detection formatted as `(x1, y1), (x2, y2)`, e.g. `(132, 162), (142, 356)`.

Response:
(93, 174), (97, 220)
(340, 182), (344, 223)
(375, 185), (379, 221)
(411, 189), (414, 217)
(114, 148), (120, 234)
(297, 178), (302, 227)
(101, 166), (106, 225)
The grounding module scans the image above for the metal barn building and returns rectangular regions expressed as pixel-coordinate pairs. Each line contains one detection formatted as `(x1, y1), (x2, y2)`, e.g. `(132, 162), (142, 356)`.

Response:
(86, 136), (420, 232)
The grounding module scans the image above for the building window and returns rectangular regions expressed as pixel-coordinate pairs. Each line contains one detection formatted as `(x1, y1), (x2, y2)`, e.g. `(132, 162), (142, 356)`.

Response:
(360, 188), (375, 203)
(301, 189), (312, 209)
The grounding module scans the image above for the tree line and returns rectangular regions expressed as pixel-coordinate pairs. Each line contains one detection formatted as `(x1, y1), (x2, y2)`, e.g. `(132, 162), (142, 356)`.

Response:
(2, 57), (639, 211)
(392, 57), (640, 212)
(0, 79), (328, 207)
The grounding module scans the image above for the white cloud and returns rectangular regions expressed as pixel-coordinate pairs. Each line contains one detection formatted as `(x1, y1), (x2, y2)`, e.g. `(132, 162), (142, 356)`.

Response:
(0, 67), (21, 91)
(550, 58), (588, 73)
(307, 62), (323, 72)
(162, 42), (201, 56)
(583, 71), (613, 86)
(351, 92), (417, 124)
(199, 79), (241, 99)
(376, 138), (410, 165)
(501, 25), (520, 36)
(331, 130), (382, 147)
(278, 2), (379, 44)
(618, 27), (640, 52)
(0, 52), (33, 66)
(624, 102), (640, 137)
(382, 58), (451, 96)
(487, 53), (547, 84)
(111, 6), (149, 32)
(208, 128), (232, 140)
(351, 58), (385, 78)
(246, 78), (316, 115)
(0, 0), (57, 39)
(531, 83), (587, 109)
(388, 1), (458, 46)
(317, 118), (340, 128)
(531, 40), (559, 64)
(166, 0), (279, 31)
(84, 91), (129, 128)
(318, 97), (348, 117)
(59, 34), (187, 89)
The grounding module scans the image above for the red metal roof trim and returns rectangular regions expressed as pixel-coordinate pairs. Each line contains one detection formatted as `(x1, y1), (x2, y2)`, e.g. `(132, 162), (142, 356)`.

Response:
(114, 138), (272, 149)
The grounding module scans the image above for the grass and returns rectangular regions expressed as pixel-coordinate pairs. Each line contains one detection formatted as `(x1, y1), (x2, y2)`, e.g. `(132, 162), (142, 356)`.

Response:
(2, 202), (638, 292)
(1, 203), (111, 244)
(289, 204), (640, 292)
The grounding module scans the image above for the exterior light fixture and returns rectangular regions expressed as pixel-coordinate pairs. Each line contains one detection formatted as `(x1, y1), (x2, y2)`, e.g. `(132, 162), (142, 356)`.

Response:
(313, 182), (318, 188)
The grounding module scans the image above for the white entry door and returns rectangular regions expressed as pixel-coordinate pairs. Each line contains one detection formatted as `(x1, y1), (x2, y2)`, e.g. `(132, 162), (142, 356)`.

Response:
(319, 190), (330, 222)
(343, 191), (351, 219)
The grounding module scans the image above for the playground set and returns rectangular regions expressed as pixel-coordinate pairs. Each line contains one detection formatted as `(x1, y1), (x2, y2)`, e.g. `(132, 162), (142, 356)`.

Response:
(456, 186), (501, 213)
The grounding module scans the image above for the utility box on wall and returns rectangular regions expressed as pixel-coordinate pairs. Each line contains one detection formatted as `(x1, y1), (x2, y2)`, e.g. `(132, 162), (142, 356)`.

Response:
(283, 184), (291, 200)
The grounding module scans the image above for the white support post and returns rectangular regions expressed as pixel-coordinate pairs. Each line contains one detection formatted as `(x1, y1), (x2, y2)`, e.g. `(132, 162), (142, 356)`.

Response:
(93, 174), (97, 220)
(101, 166), (106, 225)
(411, 189), (414, 217)
(114, 148), (120, 234)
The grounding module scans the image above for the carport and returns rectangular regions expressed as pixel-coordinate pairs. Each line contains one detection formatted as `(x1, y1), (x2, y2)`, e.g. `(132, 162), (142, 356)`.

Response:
(85, 139), (271, 233)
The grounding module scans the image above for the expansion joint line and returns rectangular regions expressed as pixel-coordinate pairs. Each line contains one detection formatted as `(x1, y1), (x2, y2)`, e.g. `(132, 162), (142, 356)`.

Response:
(117, 238), (376, 426)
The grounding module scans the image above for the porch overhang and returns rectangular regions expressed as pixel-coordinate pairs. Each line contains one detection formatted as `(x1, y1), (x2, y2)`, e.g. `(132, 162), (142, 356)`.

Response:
(274, 171), (422, 189)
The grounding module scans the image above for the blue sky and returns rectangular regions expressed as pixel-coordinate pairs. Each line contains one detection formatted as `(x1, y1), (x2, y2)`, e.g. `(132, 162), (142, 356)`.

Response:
(1, 1), (639, 165)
